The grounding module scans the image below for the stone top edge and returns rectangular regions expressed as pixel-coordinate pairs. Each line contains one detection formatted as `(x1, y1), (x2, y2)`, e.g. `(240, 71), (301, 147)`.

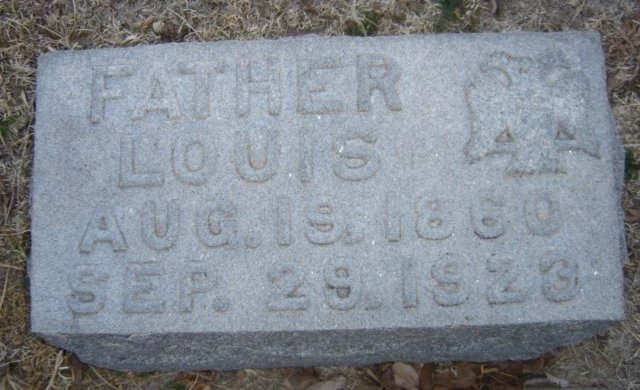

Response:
(36, 30), (602, 64)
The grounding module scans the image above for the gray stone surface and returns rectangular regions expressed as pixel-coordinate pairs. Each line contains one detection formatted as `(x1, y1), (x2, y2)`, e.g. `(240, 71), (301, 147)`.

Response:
(30, 31), (625, 372)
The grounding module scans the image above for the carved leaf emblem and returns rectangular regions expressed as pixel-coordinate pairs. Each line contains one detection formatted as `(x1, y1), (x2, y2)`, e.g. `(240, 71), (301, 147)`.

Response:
(465, 51), (599, 176)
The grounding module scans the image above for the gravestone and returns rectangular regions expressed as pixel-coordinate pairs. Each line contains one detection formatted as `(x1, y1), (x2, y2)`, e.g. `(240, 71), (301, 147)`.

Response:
(30, 32), (625, 372)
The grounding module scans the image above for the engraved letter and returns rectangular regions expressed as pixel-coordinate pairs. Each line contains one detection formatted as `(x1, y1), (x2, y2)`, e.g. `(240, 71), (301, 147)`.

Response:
(196, 199), (237, 248)
(67, 264), (109, 314)
(90, 64), (134, 123)
(236, 57), (281, 117)
(276, 196), (292, 246)
(324, 257), (360, 310)
(486, 254), (526, 304)
(131, 66), (182, 120)
(539, 251), (578, 302)
(268, 265), (309, 311)
(525, 192), (561, 236)
(305, 199), (343, 245)
(333, 130), (381, 181)
(471, 195), (506, 239)
(297, 57), (344, 114)
(431, 253), (467, 306)
(123, 262), (166, 313)
(357, 54), (402, 112)
(299, 128), (314, 183)
(141, 200), (179, 250)
(119, 136), (164, 188)
(415, 196), (453, 240)
(234, 128), (279, 182)
(180, 262), (218, 313)
(402, 257), (417, 308)
(79, 201), (127, 253)
(172, 135), (215, 185)
(385, 192), (402, 242)
(178, 61), (224, 119)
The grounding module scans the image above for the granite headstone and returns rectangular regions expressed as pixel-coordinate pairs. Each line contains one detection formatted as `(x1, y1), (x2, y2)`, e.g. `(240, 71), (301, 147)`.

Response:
(30, 32), (625, 371)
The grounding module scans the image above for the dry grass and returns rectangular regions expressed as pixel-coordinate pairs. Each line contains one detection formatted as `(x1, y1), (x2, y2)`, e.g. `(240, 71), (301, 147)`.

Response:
(1, 0), (639, 388)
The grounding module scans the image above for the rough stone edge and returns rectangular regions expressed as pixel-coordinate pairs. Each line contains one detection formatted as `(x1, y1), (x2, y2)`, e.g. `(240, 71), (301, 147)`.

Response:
(32, 30), (600, 63)
(593, 30), (628, 285)
(38, 320), (617, 372)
